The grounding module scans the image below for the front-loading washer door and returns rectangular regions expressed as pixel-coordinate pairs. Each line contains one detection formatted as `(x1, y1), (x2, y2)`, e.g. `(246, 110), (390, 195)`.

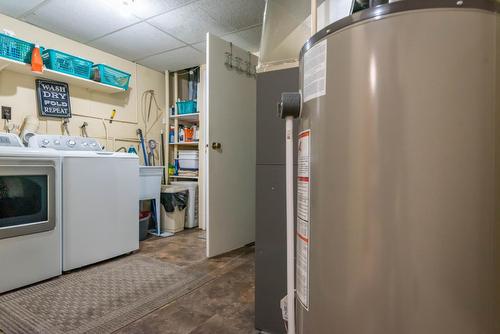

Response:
(0, 162), (56, 239)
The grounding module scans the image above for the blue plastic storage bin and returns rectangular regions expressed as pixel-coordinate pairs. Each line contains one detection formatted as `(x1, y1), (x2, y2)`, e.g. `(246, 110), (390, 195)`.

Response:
(0, 33), (40, 64)
(176, 100), (197, 115)
(42, 49), (93, 79)
(91, 64), (131, 90)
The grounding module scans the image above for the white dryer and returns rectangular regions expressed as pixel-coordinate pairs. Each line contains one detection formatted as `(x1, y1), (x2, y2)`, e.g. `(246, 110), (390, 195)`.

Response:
(0, 133), (62, 293)
(29, 135), (139, 271)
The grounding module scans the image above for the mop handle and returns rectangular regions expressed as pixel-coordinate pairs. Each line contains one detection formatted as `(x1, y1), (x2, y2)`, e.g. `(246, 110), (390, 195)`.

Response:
(137, 129), (149, 166)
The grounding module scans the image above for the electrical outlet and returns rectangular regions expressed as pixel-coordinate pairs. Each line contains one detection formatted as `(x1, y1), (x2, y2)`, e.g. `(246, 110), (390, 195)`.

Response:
(1, 106), (11, 120)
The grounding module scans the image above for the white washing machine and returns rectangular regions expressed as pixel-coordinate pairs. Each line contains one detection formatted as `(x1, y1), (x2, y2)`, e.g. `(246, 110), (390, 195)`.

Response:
(0, 133), (62, 293)
(29, 135), (139, 271)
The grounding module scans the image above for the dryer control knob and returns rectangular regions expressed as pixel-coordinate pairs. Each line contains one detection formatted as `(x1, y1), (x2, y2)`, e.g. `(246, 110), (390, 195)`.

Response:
(41, 139), (50, 146)
(67, 139), (76, 147)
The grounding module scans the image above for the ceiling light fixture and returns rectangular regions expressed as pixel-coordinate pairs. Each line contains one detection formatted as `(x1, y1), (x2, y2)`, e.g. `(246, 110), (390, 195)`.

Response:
(107, 0), (136, 18)
(122, 0), (135, 7)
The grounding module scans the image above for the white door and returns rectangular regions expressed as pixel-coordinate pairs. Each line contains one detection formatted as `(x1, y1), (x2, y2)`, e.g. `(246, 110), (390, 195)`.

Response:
(205, 33), (257, 257)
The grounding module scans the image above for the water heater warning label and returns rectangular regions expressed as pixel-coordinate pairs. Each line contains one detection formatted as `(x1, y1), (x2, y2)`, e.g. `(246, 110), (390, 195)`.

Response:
(303, 39), (327, 103)
(297, 129), (311, 310)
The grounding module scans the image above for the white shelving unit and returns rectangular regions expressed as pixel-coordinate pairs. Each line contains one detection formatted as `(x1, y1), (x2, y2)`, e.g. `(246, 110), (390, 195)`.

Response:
(164, 65), (206, 230)
(0, 56), (126, 94)
(170, 113), (200, 122)
(170, 176), (199, 180)
(167, 71), (201, 182)
(169, 141), (199, 146)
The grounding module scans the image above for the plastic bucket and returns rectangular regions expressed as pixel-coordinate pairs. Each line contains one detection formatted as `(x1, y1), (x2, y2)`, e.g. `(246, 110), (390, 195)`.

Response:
(139, 211), (151, 241)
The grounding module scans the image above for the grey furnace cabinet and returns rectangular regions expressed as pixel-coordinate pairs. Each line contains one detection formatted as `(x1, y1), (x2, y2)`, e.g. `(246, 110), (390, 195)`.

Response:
(255, 67), (298, 334)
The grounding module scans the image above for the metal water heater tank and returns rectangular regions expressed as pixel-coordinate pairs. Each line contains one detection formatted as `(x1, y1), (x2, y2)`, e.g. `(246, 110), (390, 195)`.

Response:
(295, 1), (500, 333)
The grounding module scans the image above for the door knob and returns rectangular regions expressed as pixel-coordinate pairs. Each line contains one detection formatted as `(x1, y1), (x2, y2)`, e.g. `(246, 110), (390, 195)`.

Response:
(212, 142), (222, 150)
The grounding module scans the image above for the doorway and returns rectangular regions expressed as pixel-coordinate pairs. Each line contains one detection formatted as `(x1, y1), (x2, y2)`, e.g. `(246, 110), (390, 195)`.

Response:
(164, 34), (258, 258)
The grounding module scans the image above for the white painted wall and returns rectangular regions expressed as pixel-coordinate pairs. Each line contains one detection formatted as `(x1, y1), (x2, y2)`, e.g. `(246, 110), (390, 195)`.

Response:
(0, 13), (166, 161)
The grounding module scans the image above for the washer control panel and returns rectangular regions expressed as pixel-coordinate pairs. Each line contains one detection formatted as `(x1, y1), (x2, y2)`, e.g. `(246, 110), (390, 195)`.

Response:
(0, 133), (23, 147)
(28, 135), (103, 151)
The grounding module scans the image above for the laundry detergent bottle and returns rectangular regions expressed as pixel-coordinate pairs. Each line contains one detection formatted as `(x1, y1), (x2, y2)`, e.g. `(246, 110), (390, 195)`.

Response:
(31, 44), (43, 73)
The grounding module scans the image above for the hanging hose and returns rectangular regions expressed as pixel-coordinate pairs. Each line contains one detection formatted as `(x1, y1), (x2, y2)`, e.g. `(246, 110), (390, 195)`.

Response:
(140, 90), (163, 140)
(116, 147), (127, 152)
(3, 119), (17, 134)
(61, 118), (70, 136)
(102, 119), (109, 150)
(80, 122), (89, 137)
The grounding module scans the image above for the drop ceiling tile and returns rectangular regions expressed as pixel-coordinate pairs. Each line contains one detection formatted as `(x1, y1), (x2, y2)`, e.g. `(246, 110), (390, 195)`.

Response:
(89, 22), (184, 61)
(22, 0), (140, 43)
(223, 25), (262, 53)
(191, 41), (206, 54)
(106, 0), (194, 20)
(198, 0), (265, 31)
(0, 0), (45, 18)
(138, 46), (205, 72)
(148, 2), (233, 44)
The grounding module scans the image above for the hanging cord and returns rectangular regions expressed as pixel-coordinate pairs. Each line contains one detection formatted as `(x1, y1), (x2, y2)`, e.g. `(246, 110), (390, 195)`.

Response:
(80, 122), (89, 137)
(140, 90), (163, 140)
(3, 119), (9, 133)
(3, 120), (18, 134)
(101, 118), (109, 150)
(61, 119), (70, 136)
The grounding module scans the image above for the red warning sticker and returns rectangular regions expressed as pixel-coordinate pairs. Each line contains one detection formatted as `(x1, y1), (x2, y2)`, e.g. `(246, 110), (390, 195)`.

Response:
(297, 129), (310, 310)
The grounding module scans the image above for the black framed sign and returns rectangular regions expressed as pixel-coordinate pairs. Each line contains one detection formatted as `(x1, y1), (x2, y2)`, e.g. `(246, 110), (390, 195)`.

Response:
(36, 79), (72, 118)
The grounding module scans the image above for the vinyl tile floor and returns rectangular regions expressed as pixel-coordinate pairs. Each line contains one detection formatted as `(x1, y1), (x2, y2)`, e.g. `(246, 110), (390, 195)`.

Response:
(114, 229), (258, 334)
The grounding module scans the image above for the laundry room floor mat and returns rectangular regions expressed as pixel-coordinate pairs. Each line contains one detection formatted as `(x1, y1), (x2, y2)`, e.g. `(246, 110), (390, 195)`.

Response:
(0, 254), (220, 334)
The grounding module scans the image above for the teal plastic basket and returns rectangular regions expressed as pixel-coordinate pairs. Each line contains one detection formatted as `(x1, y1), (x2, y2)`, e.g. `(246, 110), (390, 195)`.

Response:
(91, 64), (130, 90)
(176, 100), (197, 115)
(42, 49), (93, 79)
(0, 33), (39, 64)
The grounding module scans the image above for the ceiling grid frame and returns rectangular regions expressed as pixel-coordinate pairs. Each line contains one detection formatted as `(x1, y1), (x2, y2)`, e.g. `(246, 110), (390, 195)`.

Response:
(0, 0), (265, 71)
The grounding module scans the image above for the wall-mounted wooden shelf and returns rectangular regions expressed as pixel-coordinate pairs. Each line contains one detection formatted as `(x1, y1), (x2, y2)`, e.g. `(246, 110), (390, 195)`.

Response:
(0, 57), (126, 94)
